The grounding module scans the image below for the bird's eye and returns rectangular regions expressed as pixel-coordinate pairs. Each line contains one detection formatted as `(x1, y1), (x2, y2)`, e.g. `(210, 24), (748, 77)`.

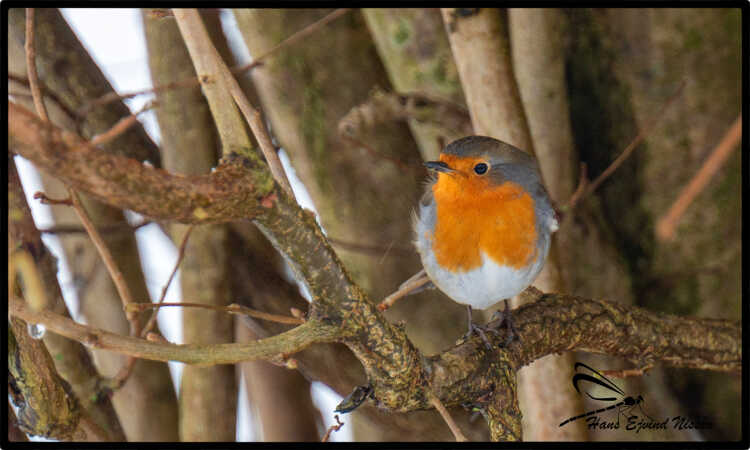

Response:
(473, 163), (488, 175)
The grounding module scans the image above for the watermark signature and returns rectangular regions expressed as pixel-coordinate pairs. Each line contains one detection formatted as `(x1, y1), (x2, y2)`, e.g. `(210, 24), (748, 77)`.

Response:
(558, 362), (713, 433)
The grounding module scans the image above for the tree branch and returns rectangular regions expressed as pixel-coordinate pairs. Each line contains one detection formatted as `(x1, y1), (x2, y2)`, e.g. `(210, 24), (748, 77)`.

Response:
(24, 8), (49, 122)
(8, 157), (127, 440)
(140, 225), (194, 338)
(506, 288), (739, 372)
(441, 8), (533, 152)
(68, 190), (140, 333)
(9, 101), (276, 224)
(10, 285), (739, 390)
(10, 296), (339, 366)
(426, 288), (739, 407)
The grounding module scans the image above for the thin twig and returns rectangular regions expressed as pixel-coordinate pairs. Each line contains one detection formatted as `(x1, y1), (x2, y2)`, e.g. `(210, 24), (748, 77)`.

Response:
(377, 240), (396, 266)
(24, 9), (48, 122)
(89, 100), (156, 147)
(429, 391), (468, 442)
(68, 190), (140, 336)
(321, 415), (345, 442)
(33, 191), (72, 206)
(140, 225), (194, 338)
(39, 220), (152, 235)
(655, 115), (741, 241)
(128, 302), (305, 326)
(565, 80), (686, 211)
(79, 77), (201, 117)
(78, 9), (351, 116)
(563, 162), (588, 215)
(68, 189), (142, 391)
(328, 236), (413, 256)
(377, 270), (431, 311)
(174, 9), (294, 196)
(106, 225), (193, 390)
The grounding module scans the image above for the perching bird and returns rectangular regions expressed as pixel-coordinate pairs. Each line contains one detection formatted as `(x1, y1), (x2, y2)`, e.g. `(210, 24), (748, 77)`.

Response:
(413, 136), (558, 343)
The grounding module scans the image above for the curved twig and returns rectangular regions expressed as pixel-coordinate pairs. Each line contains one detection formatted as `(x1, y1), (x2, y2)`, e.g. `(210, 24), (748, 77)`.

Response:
(10, 296), (338, 365)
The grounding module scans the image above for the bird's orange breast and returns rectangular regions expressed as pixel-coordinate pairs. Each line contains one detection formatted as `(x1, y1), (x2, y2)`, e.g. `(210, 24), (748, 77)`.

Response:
(430, 155), (537, 272)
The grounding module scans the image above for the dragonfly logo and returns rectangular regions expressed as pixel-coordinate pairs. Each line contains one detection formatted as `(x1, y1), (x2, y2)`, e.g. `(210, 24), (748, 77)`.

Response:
(559, 362), (653, 428)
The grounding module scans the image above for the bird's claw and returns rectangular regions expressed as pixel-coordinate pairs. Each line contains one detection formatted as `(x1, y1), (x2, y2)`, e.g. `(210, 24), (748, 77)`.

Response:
(487, 299), (519, 347)
(465, 322), (494, 350)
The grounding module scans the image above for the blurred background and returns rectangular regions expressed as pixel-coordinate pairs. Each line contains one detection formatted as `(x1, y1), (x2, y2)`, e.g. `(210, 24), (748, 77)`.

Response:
(7, 8), (741, 442)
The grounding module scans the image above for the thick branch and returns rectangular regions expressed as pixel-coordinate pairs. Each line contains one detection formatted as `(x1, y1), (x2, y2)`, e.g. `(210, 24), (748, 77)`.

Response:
(506, 290), (740, 372)
(8, 8), (160, 164)
(10, 286), (738, 394)
(9, 102), (275, 224)
(427, 289), (740, 411)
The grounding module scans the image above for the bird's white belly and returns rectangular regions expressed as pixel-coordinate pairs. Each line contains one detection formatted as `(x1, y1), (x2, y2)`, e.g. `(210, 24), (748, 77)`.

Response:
(420, 250), (544, 310)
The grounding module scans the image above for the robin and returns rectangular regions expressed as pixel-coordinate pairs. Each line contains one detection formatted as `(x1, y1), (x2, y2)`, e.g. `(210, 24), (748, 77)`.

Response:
(414, 136), (558, 344)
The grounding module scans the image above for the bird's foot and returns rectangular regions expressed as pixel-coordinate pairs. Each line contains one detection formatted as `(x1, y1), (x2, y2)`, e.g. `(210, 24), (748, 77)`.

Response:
(463, 305), (504, 350)
(486, 299), (519, 347)
(465, 321), (495, 350)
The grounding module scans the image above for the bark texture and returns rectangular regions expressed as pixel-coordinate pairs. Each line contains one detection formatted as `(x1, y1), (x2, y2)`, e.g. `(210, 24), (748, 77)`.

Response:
(9, 318), (105, 441)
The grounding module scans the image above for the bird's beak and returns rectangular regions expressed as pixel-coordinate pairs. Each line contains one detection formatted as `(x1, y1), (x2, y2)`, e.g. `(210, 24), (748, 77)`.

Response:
(424, 160), (455, 174)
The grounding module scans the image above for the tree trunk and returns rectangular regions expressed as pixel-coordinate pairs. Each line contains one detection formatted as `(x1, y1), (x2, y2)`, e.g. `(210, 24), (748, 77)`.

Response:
(362, 8), (466, 161)
(142, 9), (237, 441)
